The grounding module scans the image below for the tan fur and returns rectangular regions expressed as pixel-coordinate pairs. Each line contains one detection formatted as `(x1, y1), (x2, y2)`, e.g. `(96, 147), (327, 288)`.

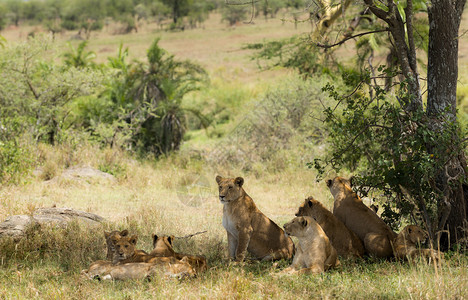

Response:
(281, 216), (339, 274)
(82, 257), (196, 281)
(327, 177), (397, 258)
(216, 176), (295, 262)
(104, 229), (129, 261)
(393, 225), (442, 261)
(112, 235), (153, 265)
(150, 234), (208, 273)
(296, 197), (365, 258)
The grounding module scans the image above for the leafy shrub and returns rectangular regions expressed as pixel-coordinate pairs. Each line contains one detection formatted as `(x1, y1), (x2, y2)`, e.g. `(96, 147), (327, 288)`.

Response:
(207, 76), (332, 172)
(315, 75), (467, 238)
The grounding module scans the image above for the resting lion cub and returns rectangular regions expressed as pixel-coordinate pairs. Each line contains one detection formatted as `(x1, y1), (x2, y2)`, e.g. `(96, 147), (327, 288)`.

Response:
(112, 235), (151, 265)
(295, 197), (365, 258)
(281, 216), (339, 274)
(393, 225), (441, 261)
(216, 176), (295, 262)
(104, 229), (129, 261)
(82, 258), (195, 281)
(327, 177), (397, 258)
(150, 234), (208, 273)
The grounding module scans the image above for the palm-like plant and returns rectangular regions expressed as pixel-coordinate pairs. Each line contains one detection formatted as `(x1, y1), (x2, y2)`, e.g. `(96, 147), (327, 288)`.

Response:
(63, 40), (96, 68)
(107, 38), (209, 156)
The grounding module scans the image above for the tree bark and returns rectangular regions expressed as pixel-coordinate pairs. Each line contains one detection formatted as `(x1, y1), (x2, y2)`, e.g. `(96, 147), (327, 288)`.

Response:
(426, 0), (467, 249)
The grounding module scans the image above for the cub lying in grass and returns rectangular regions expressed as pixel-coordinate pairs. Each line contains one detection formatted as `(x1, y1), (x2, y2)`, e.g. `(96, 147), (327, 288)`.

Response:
(393, 225), (442, 262)
(82, 257), (195, 281)
(280, 216), (339, 275)
(150, 234), (208, 274)
(82, 232), (196, 280)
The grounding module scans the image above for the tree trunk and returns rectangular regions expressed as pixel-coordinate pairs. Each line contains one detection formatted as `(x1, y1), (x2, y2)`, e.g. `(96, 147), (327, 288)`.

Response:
(426, 0), (467, 249)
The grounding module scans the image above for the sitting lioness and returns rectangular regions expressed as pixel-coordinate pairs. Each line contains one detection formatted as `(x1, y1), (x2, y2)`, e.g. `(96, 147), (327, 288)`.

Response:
(150, 234), (208, 273)
(327, 177), (397, 258)
(295, 197), (365, 258)
(393, 225), (442, 262)
(281, 216), (339, 274)
(215, 176), (295, 262)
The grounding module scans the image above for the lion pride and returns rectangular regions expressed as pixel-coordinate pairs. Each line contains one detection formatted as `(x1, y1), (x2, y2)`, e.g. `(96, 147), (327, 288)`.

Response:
(216, 175), (295, 262)
(295, 196), (365, 258)
(327, 177), (397, 258)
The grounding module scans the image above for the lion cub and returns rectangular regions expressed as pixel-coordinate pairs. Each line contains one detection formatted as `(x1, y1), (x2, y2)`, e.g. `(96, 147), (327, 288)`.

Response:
(216, 176), (295, 262)
(327, 177), (397, 258)
(393, 225), (442, 262)
(104, 229), (129, 261)
(150, 234), (208, 273)
(295, 197), (365, 258)
(82, 258), (196, 281)
(281, 216), (339, 274)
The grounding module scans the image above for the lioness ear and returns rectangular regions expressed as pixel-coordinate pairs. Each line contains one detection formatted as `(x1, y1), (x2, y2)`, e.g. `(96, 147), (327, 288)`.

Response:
(215, 175), (223, 184)
(168, 235), (174, 245)
(408, 227), (412, 234)
(120, 229), (129, 237)
(152, 234), (158, 245)
(130, 235), (138, 245)
(300, 217), (309, 227)
(308, 200), (313, 208)
(104, 231), (110, 238)
(235, 177), (244, 187)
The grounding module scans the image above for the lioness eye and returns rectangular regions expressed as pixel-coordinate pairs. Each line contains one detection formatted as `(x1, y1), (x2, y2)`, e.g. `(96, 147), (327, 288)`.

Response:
(228, 186), (232, 189)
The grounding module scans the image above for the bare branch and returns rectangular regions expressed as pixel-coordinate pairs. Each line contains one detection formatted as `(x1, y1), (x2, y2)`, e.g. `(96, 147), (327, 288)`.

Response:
(316, 29), (389, 49)
(174, 230), (208, 240)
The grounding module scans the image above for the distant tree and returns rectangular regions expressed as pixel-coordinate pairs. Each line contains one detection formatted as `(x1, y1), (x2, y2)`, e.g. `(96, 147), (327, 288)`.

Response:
(222, 4), (248, 26)
(5, 0), (23, 26)
(161, 0), (192, 24)
(0, 4), (6, 31)
(187, 2), (210, 28)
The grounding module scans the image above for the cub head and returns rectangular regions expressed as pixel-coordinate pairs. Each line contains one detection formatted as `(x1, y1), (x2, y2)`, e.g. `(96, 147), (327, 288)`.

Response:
(215, 175), (245, 204)
(283, 216), (313, 237)
(326, 176), (353, 198)
(170, 256), (197, 278)
(112, 235), (138, 264)
(151, 234), (175, 257)
(104, 229), (129, 260)
(401, 225), (428, 245)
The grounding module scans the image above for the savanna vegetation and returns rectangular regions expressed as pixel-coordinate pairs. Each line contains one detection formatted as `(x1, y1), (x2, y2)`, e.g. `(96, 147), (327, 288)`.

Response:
(0, 0), (467, 298)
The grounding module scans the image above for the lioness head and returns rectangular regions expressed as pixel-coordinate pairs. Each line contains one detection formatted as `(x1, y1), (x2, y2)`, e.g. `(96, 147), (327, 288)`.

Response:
(326, 176), (353, 198)
(283, 216), (313, 238)
(295, 197), (325, 220)
(215, 175), (245, 204)
(112, 235), (138, 264)
(401, 225), (428, 245)
(151, 234), (175, 257)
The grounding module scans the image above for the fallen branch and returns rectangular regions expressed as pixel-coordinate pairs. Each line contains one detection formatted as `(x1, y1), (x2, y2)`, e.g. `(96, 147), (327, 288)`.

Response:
(174, 230), (207, 240)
